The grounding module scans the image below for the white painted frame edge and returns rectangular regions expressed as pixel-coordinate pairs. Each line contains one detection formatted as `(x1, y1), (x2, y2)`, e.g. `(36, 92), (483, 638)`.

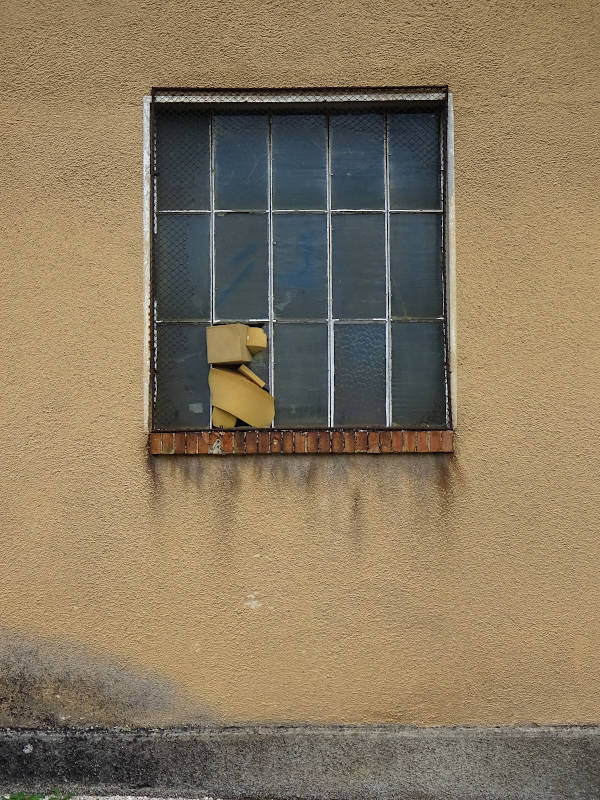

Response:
(142, 89), (456, 432)
(446, 93), (457, 429)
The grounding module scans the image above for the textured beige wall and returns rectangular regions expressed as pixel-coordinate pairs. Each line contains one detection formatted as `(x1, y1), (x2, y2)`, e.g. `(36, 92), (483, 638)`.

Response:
(1, 0), (599, 726)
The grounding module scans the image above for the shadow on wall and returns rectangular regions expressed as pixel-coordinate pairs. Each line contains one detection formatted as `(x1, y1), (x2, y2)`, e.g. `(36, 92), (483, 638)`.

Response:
(0, 626), (220, 728)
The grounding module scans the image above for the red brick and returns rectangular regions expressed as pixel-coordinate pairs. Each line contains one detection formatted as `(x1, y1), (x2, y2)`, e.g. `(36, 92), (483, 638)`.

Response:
(294, 431), (307, 453)
(174, 432), (186, 454)
(404, 431), (417, 453)
(161, 432), (174, 454)
(208, 432), (221, 454)
(197, 431), (209, 454)
(245, 431), (258, 454)
(355, 431), (368, 453)
(391, 430), (404, 453)
(307, 431), (319, 453)
(343, 431), (356, 453)
(379, 431), (392, 453)
(270, 431), (282, 453)
(150, 433), (161, 455)
(233, 431), (245, 454)
(416, 431), (429, 453)
(332, 431), (344, 453)
(441, 430), (454, 452)
(221, 432), (233, 454)
(258, 431), (270, 453)
(318, 430), (331, 453)
(185, 432), (198, 455)
(429, 430), (442, 452)
(282, 431), (294, 453)
(368, 432), (380, 453)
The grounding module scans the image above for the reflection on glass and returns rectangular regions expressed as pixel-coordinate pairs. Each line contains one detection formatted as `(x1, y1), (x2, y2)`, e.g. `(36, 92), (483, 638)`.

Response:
(390, 213), (443, 318)
(214, 114), (268, 209)
(274, 324), (328, 426)
(332, 214), (386, 318)
(155, 215), (210, 319)
(155, 323), (210, 429)
(391, 322), (447, 427)
(274, 214), (327, 319)
(330, 113), (384, 209)
(272, 115), (327, 209)
(388, 112), (441, 210)
(156, 107), (210, 210)
(334, 324), (386, 426)
(214, 214), (268, 320)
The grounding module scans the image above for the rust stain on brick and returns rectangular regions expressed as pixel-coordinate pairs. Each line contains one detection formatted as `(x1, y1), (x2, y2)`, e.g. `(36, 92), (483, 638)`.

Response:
(271, 431), (282, 453)
(282, 431), (294, 453)
(355, 431), (368, 453)
(161, 433), (174, 455)
(258, 431), (270, 453)
(197, 431), (209, 454)
(245, 431), (258, 454)
(332, 431), (344, 453)
(367, 432), (380, 453)
(185, 432), (198, 455)
(149, 433), (161, 455)
(343, 431), (356, 453)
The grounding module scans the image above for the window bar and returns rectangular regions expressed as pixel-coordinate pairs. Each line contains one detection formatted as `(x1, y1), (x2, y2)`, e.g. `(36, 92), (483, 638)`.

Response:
(209, 111), (215, 427)
(384, 112), (392, 428)
(440, 104), (450, 427)
(267, 114), (275, 423)
(151, 121), (158, 414)
(326, 114), (334, 427)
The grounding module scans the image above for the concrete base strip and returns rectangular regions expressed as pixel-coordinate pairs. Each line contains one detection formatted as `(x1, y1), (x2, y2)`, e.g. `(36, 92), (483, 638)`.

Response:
(1, 725), (599, 800)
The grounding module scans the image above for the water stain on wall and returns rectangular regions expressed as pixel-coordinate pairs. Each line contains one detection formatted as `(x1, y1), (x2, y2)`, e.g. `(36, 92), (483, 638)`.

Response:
(0, 627), (219, 727)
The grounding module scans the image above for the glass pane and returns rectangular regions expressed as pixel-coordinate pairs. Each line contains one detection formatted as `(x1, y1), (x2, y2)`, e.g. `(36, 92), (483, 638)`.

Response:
(155, 323), (210, 430)
(334, 324), (386, 426)
(248, 327), (270, 388)
(272, 114), (327, 209)
(155, 215), (210, 319)
(155, 107), (210, 210)
(390, 213), (443, 318)
(274, 324), (328, 426)
(332, 214), (386, 318)
(214, 214), (268, 320)
(214, 114), (268, 210)
(330, 113), (384, 209)
(392, 322), (447, 427)
(388, 113), (441, 210)
(274, 214), (327, 319)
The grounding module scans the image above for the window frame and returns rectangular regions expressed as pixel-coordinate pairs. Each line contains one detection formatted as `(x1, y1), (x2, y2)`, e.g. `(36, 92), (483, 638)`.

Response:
(143, 87), (456, 440)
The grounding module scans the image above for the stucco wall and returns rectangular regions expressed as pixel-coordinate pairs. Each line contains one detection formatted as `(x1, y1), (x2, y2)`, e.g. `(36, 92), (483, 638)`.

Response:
(1, 0), (599, 726)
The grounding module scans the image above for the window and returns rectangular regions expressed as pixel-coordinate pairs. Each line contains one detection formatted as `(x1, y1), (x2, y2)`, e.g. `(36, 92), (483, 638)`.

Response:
(148, 89), (451, 433)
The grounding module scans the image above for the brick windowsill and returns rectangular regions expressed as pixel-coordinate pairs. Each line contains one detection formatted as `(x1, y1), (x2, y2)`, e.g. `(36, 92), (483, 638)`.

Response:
(149, 430), (454, 455)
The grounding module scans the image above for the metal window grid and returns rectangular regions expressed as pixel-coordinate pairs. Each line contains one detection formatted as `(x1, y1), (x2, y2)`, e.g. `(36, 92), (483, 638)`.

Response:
(149, 88), (450, 431)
